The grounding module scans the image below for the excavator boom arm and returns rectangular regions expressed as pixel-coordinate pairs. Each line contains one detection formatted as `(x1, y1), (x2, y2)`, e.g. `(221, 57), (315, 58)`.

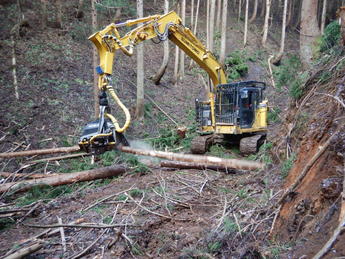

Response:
(89, 11), (227, 88)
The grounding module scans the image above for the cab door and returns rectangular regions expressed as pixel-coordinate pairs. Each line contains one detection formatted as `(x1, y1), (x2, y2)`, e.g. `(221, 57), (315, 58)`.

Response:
(239, 89), (258, 128)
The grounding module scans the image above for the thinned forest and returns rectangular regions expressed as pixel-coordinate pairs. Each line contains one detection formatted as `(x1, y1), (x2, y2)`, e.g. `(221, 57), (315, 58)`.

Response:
(0, 0), (345, 258)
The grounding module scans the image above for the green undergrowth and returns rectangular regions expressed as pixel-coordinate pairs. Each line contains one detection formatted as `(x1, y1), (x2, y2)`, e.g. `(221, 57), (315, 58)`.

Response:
(281, 153), (296, 178)
(247, 142), (273, 165)
(319, 21), (341, 53)
(150, 124), (198, 152)
(273, 55), (308, 100)
(224, 50), (249, 80)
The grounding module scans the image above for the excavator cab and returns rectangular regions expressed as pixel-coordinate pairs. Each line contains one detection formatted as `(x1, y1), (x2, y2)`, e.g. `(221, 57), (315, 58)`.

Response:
(194, 81), (267, 154)
(196, 81), (266, 129)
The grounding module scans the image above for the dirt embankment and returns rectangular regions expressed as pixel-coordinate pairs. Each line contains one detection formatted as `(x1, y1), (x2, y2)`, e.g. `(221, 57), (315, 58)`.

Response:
(272, 52), (345, 258)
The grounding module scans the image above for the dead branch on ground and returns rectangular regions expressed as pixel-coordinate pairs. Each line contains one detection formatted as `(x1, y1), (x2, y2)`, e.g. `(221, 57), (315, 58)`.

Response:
(3, 241), (43, 259)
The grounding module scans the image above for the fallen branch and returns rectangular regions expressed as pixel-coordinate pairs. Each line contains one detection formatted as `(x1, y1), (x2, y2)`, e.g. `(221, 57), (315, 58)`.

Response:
(267, 55), (276, 88)
(3, 241), (43, 259)
(144, 94), (178, 126)
(27, 153), (90, 164)
(160, 160), (235, 173)
(81, 185), (135, 212)
(0, 166), (126, 194)
(0, 146), (81, 159)
(120, 146), (264, 171)
(10, 34), (19, 100)
(57, 217), (67, 253)
(23, 223), (126, 229)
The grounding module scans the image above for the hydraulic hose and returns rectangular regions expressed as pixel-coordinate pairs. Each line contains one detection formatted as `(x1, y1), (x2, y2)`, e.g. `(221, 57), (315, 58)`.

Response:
(105, 85), (131, 133)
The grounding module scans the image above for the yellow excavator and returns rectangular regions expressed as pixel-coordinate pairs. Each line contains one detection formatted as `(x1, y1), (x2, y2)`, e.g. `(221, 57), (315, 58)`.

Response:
(78, 11), (268, 155)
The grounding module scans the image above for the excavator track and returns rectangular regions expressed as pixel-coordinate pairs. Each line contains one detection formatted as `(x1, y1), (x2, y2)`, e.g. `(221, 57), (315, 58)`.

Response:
(191, 135), (214, 154)
(240, 134), (265, 155)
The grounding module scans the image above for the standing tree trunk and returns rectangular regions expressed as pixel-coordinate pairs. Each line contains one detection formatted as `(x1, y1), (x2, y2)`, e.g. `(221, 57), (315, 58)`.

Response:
(189, 0), (200, 68)
(206, 0), (210, 48)
(209, 0), (216, 51)
(216, 0), (222, 31)
(41, 0), (48, 28)
(286, 0), (293, 27)
(262, 0), (271, 46)
(76, 0), (84, 18)
(152, 0), (169, 85)
(179, 0), (186, 80)
(238, 0), (242, 21)
(56, 0), (62, 28)
(243, 0), (249, 46)
(135, 0), (144, 119)
(173, 2), (180, 85)
(260, 0), (266, 17)
(300, 0), (320, 66)
(321, 0), (327, 34)
(91, 0), (99, 117)
(250, 0), (258, 22)
(191, 0), (194, 28)
(220, 0), (228, 64)
(273, 0), (288, 64)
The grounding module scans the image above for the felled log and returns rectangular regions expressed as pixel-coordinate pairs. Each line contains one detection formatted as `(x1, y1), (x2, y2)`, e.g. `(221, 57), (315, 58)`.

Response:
(0, 166), (126, 194)
(160, 161), (236, 173)
(0, 172), (61, 179)
(0, 146), (81, 159)
(119, 146), (264, 171)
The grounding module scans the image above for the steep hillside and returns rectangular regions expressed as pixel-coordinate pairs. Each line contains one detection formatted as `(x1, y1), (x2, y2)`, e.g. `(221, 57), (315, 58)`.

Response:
(272, 48), (345, 258)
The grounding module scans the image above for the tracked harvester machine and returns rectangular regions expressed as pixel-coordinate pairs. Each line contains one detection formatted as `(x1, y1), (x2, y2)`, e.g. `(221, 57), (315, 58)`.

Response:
(78, 11), (268, 155)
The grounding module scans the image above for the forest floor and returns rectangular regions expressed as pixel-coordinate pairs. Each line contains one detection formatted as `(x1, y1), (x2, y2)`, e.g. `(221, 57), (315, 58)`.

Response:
(1, 0), (345, 258)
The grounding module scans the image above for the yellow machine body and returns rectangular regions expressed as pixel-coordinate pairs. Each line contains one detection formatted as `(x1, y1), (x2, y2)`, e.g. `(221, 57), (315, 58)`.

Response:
(80, 11), (268, 153)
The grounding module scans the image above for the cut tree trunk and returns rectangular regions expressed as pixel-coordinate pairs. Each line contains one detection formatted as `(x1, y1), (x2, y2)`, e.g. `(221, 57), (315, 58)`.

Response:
(0, 166), (126, 194)
(152, 0), (169, 85)
(0, 146), (80, 159)
(161, 160), (236, 173)
(119, 146), (264, 171)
